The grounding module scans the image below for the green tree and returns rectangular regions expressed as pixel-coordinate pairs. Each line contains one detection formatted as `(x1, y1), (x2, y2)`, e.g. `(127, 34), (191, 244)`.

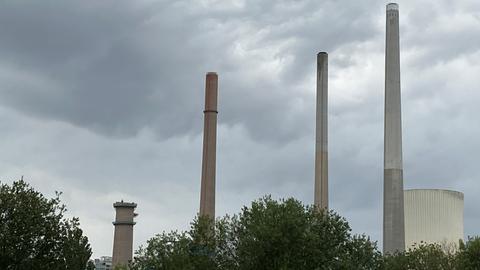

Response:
(132, 216), (235, 270)
(0, 180), (92, 270)
(339, 235), (384, 270)
(133, 230), (195, 270)
(235, 197), (381, 270)
(383, 242), (454, 270)
(133, 196), (382, 270)
(456, 237), (480, 269)
(86, 260), (95, 270)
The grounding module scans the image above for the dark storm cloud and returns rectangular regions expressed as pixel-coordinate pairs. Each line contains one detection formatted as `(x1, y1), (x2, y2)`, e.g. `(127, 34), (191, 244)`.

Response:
(0, 0), (381, 141)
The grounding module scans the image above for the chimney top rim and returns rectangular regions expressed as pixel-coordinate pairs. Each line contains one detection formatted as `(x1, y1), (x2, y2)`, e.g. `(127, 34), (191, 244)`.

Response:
(113, 201), (137, 208)
(387, 3), (398, 10)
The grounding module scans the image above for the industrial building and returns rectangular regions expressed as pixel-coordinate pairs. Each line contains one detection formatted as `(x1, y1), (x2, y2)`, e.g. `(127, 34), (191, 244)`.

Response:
(404, 189), (464, 251)
(314, 52), (329, 210)
(112, 201), (137, 268)
(107, 2), (467, 262)
(93, 256), (112, 270)
(383, 2), (405, 254)
(382, 3), (465, 254)
(199, 72), (219, 219)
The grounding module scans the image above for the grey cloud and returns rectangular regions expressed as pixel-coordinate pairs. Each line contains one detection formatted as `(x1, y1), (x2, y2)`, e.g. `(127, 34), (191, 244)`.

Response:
(402, 0), (480, 67)
(0, 0), (382, 142)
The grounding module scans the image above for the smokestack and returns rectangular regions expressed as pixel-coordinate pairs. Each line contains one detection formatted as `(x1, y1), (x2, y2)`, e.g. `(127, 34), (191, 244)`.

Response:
(383, 3), (405, 254)
(314, 52), (328, 210)
(112, 201), (137, 267)
(199, 72), (218, 219)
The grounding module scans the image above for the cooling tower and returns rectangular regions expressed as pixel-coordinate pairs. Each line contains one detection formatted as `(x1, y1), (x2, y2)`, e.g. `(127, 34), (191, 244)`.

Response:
(404, 189), (464, 251)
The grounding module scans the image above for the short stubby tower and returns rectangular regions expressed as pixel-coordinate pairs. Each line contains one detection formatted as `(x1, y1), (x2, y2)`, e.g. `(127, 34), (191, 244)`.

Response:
(383, 2), (405, 254)
(112, 201), (137, 267)
(314, 52), (328, 210)
(199, 72), (218, 219)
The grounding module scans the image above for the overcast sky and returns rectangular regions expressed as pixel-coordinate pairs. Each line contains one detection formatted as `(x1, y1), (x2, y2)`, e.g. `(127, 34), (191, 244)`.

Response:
(1, 0), (479, 258)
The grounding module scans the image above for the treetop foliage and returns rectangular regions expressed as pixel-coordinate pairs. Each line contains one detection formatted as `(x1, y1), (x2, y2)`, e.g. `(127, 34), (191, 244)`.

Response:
(132, 196), (381, 270)
(0, 180), (92, 270)
(132, 196), (480, 270)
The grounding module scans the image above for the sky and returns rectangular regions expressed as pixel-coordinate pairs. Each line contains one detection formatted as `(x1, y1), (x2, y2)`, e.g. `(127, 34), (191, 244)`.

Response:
(0, 0), (479, 258)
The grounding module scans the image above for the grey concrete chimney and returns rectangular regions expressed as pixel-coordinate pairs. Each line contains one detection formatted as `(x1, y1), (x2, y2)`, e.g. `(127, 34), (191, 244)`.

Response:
(383, 3), (405, 254)
(315, 52), (328, 210)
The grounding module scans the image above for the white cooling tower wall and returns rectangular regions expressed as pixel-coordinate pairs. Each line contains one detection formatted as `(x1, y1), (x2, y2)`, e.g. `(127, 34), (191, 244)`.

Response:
(404, 189), (464, 250)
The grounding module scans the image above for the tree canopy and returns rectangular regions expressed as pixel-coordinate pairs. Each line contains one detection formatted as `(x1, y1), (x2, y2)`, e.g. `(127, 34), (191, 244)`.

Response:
(132, 196), (480, 270)
(132, 196), (382, 270)
(383, 237), (480, 270)
(2, 181), (478, 270)
(0, 180), (92, 270)
(453, 236), (480, 270)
